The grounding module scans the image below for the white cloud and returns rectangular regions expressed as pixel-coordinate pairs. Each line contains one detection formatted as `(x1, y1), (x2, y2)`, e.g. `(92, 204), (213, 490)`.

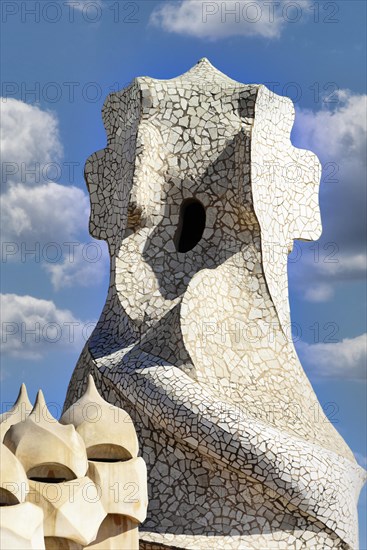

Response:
(1, 98), (63, 188)
(293, 91), (367, 251)
(1, 181), (89, 242)
(0, 99), (108, 290)
(290, 249), (367, 302)
(296, 333), (367, 380)
(295, 91), (366, 163)
(314, 252), (367, 281)
(1, 181), (109, 289)
(303, 284), (334, 303)
(150, 0), (311, 40)
(290, 92), (367, 302)
(44, 242), (108, 290)
(64, 0), (104, 12)
(1, 294), (95, 359)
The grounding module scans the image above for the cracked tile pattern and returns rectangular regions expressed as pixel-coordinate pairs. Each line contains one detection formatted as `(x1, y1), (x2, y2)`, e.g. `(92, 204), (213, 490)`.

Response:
(63, 59), (366, 549)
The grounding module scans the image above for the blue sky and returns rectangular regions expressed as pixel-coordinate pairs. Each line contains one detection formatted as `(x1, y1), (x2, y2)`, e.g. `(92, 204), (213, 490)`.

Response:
(1, 0), (366, 545)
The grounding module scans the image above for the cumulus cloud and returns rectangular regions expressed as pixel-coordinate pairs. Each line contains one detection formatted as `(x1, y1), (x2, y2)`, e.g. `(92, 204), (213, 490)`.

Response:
(315, 252), (367, 280)
(150, 0), (311, 40)
(1, 181), (109, 289)
(293, 91), (367, 251)
(44, 242), (108, 290)
(1, 98), (108, 289)
(1, 293), (95, 359)
(1, 181), (89, 242)
(296, 333), (367, 380)
(290, 251), (367, 302)
(1, 98), (63, 188)
(290, 91), (367, 302)
(294, 91), (366, 164)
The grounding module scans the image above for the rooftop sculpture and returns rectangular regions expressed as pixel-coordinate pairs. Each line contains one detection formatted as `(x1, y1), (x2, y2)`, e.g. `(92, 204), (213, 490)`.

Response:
(64, 59), (366, 549)
(1, 380), (147, 549)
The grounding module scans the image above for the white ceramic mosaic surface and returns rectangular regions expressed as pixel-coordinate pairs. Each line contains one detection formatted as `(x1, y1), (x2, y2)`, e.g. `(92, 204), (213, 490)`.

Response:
(64, 59), (366, 549)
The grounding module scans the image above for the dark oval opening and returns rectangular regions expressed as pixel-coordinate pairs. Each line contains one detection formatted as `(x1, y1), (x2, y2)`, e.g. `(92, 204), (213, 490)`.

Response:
(27, 463), (76, 483)
(45, 537), (80, 550)
(87, 443), (132, 463)
(0, 488), (19, 506)
(174, 199), (206, 253)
